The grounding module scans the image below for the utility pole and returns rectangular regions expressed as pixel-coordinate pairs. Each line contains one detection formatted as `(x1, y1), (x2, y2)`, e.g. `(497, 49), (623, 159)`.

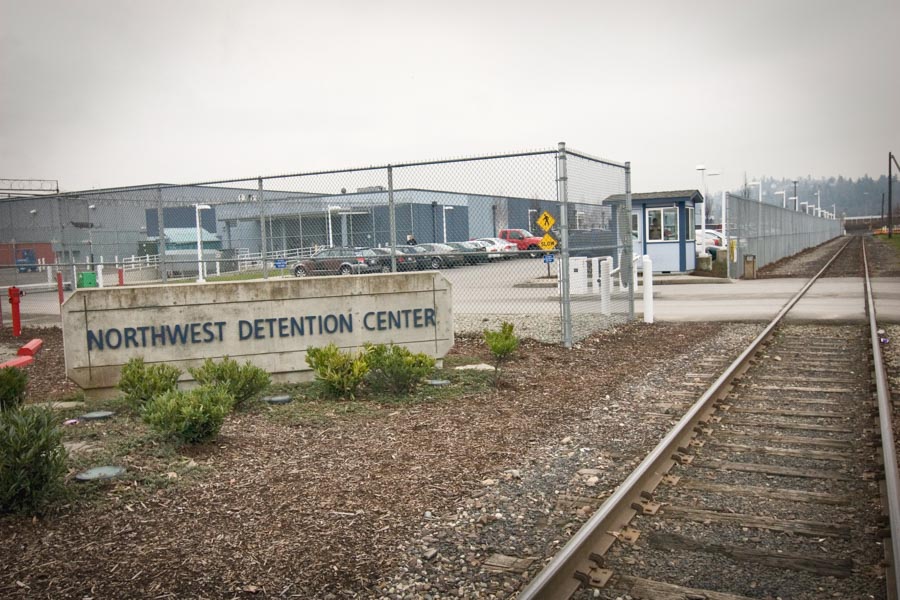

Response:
(890, 152), (899, 239)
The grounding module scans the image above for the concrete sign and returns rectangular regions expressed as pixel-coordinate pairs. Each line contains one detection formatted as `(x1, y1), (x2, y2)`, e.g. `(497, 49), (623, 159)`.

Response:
(62, 272), (453, 395)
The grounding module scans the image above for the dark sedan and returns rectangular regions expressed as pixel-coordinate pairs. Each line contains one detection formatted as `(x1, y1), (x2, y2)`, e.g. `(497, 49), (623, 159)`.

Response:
(369, 247), (420, 271)
(446, 241), (488, 264)
(414, 243), (467, 269)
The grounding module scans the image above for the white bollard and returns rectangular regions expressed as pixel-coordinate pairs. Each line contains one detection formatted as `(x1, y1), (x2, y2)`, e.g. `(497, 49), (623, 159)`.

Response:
(601, 257), (611, 316)
(72, 265), (77, 288)
(97, 264), (104, 288)
(47, 263), (53, 284)
(216, 261), (220, 276)
(642, 255), (653, 324)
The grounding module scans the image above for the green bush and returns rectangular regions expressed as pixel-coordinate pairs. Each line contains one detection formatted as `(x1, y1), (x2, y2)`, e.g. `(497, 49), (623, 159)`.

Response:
(483, 322), (519, 387)
(141, 385), (234, 444)
(188, 357), (270, 408)
(305, 344), (369, 399)
(118, 358), (182, 409)
(365, 344), (435, 394)
(0, 367), (28, 412)
(0, 406), (67, 514)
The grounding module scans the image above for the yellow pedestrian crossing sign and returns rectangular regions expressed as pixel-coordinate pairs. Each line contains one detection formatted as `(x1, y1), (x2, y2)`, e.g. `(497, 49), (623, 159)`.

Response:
(536, 211), (555, 232)
(538, 233), (557, 251)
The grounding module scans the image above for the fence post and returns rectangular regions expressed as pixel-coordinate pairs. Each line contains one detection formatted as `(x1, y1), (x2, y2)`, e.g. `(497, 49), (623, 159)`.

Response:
(642, 255), (653, 324)
(388, 166), (397, 272)
(157, 185), (168, 283)
(97, 264), (104, 288)
(601, 257), (611, 316)
(557, 142), (572, 348)
(625, 161), (634, 320)
(722, 191), (730, 279)
(259, 177), (268, 279)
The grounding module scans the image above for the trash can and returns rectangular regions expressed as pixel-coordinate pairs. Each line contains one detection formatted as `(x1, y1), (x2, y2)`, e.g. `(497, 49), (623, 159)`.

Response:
(743, 255), (757, 280)
(77, 272), (98, 288)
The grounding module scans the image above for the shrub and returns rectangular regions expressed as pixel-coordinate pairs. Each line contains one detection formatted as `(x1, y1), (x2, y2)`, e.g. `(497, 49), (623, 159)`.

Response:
(0, 367), (28, 412)
(365, 344), (435, 394)
(118, 358), (182, 409)
(483, 322), (519, 387)
(0, 406), (67, 514)
(305, 344), (369, 399)
(141, 385), (234, 444)
(189, 357), (270, 408)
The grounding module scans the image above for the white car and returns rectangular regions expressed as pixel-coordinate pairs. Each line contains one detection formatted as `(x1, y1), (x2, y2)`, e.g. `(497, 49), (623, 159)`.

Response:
(476, 238), (517, 260)
(696, 229), (726, 257)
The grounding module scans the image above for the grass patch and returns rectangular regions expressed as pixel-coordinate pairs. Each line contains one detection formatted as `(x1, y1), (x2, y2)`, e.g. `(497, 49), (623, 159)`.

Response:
(875, 233), (900, 252)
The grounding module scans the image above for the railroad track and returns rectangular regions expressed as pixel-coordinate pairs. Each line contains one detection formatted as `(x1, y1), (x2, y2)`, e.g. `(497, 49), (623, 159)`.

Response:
(518, 236), (898, 600)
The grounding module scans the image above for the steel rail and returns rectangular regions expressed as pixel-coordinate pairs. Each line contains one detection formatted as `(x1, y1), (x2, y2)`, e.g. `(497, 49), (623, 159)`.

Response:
(862, 239), (900, 599)
(517, 238), (852, 600)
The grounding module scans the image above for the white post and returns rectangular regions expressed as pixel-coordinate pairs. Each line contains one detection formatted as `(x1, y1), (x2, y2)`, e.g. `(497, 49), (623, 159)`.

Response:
(721, 191), (729, 279)
(601, 257), (611, 316)
(46, 262), (53, 284)
(216, 261), (221, 276)
(72, 264), (77, 287)
(642, 255), (653, 324)
(97, 264), (104, 288)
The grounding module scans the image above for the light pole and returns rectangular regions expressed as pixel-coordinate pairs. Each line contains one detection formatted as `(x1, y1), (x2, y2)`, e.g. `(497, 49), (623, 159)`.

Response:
(774, 191), (786, 208)
(88, 204), (96, 270)
(749, 181), (762, 203)
(195, 204), (211, 282)
(792, 180), (799, 211)
(327, 205), (342, 248)
(696, 165), (720, 253)
(442, 206), (454, 243)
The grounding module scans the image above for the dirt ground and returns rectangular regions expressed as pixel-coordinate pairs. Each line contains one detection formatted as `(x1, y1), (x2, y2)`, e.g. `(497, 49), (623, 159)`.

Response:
(0, 321), (732, 599)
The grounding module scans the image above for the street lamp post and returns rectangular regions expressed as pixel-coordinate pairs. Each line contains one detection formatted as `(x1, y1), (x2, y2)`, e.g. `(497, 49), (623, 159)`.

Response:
(749, 181), (762, 203)
(195, 204), (211, 282)
(88, 204), (96, 270)
(327, 205), (342, 248)
(442, 206), (454, 243)
(774, 191), (786, 208)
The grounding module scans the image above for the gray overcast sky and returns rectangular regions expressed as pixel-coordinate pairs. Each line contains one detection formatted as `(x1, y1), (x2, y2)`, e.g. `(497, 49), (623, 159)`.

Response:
(1, 0), (897, 195)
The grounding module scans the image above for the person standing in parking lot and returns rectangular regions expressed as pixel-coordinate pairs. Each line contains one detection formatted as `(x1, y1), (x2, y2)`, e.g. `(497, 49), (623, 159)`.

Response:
(407, 234), (418, 245)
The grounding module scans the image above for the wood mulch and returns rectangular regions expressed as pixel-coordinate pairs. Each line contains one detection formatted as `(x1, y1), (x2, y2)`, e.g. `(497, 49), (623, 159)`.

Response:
(0, 321), (727, 599)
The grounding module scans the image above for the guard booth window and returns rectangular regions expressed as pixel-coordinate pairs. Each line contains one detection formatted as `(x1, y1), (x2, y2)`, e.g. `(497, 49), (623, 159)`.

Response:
(647, 207), (679, 242)
(686, 207), (695, 240)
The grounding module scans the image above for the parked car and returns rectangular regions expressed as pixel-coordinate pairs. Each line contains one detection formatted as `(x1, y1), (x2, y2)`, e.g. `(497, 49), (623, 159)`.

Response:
(415, 243), (466, 269)
(369, 247), (419, 271)
(696, 229), (727, 259)
(446, 241), (488, 264)
(476, 237), (517, 259)
(498, 228), (542, 257)
(292, 247), (382, 277)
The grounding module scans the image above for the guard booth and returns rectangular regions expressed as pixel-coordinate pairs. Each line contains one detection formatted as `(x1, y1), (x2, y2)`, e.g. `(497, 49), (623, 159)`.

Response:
(629, 190), (703, 273)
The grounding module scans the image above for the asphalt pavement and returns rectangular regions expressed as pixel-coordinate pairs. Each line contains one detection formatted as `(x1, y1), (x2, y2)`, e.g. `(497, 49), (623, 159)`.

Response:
(5, 261), (900, 328)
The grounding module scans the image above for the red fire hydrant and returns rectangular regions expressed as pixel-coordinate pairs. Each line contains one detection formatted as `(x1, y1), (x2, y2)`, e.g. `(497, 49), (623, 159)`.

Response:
(8, 286), (24, 338)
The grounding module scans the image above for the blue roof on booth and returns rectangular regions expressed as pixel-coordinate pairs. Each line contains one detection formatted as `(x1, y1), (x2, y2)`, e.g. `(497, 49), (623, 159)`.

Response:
(611, 190), (703, 204)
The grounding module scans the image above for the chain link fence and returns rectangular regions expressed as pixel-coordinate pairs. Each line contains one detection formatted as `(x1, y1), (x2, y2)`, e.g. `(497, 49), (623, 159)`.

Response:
(0, 145), (632, 345)
(722, 192), (844, 278)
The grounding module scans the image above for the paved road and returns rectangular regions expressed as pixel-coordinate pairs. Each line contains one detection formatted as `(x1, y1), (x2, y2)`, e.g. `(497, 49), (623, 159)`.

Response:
(7, 260), (900, 328)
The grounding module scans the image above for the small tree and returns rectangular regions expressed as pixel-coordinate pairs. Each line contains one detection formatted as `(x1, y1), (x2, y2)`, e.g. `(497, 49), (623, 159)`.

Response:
(483, 322), (519, 387)
(0, 367), (28, 412)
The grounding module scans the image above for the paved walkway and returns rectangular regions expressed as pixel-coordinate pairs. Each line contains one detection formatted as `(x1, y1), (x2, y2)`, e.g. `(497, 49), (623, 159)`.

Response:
(7, 273), (900, 328)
